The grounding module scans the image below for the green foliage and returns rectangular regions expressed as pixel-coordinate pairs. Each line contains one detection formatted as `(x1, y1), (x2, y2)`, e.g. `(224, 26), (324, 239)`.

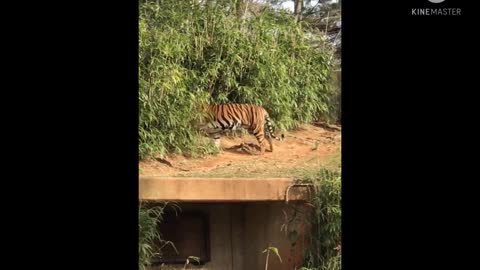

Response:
(263, 245), (283, 270)
(300, 169), (342, 270)
(183, 256), (201, 269)
(139, 0), (338, 159)
(138, 201), (180, 270)
(263, 246), (282, 262)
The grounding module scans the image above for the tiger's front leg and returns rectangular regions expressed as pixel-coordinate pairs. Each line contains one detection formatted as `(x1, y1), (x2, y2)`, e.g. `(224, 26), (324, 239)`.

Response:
(239, 140), (262, 155)
(206, 131), (222, 150)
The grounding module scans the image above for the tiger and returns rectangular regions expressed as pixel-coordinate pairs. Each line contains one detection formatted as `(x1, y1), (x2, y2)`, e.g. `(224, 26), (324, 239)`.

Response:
(199, 103), (284, 154)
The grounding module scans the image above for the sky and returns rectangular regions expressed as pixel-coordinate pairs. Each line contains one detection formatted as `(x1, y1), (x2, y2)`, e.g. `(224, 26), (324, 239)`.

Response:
(281, 1), (295, 10)
(281, 0), (339, 11)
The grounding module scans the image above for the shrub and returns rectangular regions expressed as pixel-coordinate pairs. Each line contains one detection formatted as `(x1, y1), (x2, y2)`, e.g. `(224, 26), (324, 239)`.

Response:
(139, 0), (338, 159)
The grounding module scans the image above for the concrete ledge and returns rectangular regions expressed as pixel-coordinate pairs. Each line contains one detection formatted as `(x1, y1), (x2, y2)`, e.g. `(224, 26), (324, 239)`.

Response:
(139, 177), (312, 202)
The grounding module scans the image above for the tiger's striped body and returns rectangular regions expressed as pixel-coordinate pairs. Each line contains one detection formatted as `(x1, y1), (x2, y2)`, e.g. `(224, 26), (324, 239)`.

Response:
(200, 104), (284, 154)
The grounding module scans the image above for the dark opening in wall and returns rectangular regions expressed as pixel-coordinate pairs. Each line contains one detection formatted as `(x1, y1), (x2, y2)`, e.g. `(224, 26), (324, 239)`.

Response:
(152, 211), (210, 265)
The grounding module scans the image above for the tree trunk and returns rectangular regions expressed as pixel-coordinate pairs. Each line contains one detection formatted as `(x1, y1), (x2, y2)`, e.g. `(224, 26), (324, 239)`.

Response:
(235, 0), (248, 20)
(294, 0), (303, 23)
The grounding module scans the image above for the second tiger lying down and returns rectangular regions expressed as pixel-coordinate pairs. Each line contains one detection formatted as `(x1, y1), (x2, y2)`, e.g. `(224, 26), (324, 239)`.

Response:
(199, 103), (284, 154)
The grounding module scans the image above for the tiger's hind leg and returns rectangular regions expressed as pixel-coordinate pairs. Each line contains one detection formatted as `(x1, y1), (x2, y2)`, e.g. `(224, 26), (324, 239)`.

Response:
(263, 125), (274, 152)
(266, 135), (273, 152)
(253, 129), (267, 155)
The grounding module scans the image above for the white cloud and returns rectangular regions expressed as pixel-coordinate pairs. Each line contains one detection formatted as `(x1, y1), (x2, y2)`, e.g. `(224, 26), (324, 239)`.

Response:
(281, 1), (295, 11)
(280, 0), (339, 12)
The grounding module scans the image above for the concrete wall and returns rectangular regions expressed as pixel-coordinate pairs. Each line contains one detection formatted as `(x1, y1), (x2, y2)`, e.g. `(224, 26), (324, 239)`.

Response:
(244, 202), (309, 270)
(140, 177), (311, 202)
(149, 202), (310, 270)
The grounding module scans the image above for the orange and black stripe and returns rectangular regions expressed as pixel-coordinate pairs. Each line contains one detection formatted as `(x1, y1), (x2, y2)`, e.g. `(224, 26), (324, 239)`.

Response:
(204, 104), (284, 153)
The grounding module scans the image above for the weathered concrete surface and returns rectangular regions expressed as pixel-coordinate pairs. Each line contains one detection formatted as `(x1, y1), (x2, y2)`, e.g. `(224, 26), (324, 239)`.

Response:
(148, 202), (311, 270)
(142, 177), (313, 270)
(139, 177), (312, 202)
(244, 202), (310, 270)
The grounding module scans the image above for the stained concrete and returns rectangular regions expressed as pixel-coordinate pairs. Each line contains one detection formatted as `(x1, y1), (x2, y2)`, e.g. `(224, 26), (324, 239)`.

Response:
(141, 177), (312, 270)
(148, 202), (311, 270)
(139, 177), (312, 202)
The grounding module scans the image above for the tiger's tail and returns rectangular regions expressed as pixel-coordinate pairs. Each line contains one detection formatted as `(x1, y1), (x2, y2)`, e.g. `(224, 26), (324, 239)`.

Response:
(265, 115), (284, 141)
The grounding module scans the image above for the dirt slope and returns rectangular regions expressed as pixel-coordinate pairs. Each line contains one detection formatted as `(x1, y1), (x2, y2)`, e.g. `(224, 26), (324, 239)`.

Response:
(139, 124), (341, 178)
